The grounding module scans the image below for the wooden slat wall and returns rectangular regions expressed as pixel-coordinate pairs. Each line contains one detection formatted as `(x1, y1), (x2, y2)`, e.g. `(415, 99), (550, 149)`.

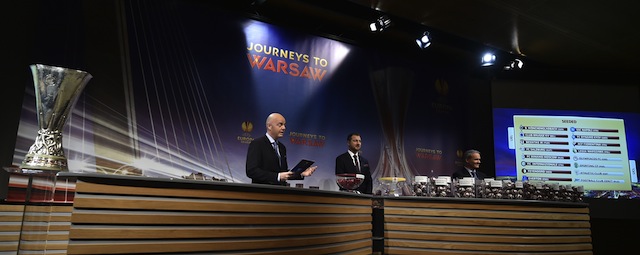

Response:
(20, 205), (72, 255)
(382, 199), (592, 255)
(0, 204), (72, 255)
(0, 204), (23, 252)
(66, 180), (373, 254)
(3, 173), (596, 254)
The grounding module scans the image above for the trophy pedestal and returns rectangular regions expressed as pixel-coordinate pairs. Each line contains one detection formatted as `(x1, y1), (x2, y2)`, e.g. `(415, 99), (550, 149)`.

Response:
(2, 166), (75, 253)
(1, 167), (56, 253)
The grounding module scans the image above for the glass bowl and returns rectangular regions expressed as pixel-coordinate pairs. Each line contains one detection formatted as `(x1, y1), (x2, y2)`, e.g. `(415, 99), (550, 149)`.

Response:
(376, 177), (408, 196)
(336, 173), (365, 192)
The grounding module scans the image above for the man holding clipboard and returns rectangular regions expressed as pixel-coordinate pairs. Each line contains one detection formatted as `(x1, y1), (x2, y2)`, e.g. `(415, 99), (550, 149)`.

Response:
(246, 112), (317, 185)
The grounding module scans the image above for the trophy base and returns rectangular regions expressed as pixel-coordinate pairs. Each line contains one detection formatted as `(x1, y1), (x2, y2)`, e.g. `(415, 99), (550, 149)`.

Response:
(20, 154), (69, 172)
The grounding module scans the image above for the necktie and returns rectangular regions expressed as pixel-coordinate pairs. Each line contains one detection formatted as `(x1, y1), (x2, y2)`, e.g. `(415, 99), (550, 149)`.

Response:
(354, 155), (361, 172)
(273, 142), (281, 167)
(471, 170), (476, 178)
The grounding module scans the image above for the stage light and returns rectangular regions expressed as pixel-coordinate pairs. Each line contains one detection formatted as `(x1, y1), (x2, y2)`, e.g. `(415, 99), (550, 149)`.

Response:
(504, 58), (524, 70)
(481, 53), (496, 66)
(416, 31), (431, 49)
(370, 15), (391, 32)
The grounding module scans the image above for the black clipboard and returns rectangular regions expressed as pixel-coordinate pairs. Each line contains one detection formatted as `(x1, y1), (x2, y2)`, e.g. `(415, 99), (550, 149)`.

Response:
(290, 159), (315, 173)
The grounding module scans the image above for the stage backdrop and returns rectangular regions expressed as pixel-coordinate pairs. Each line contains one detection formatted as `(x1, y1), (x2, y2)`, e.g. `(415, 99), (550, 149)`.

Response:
(13, 0), (479, 191)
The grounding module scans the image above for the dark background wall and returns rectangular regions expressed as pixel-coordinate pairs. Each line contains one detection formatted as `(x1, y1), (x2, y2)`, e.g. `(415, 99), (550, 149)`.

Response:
(1, 0), (125, 168)
(1, 1), (638, 254)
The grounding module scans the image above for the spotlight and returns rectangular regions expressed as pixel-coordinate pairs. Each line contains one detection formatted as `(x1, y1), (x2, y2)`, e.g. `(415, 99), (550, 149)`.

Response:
(504, 58), (524, 70)
(481, 53), (496, 66)
(370, 15), (391, 32)
(416, 31), (432, 49)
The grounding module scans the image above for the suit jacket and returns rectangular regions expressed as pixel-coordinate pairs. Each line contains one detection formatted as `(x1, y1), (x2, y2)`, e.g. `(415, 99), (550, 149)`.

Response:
(335, 152), (373, 194)
(246, 135), (302, 185)
(451, 167), (487, 180)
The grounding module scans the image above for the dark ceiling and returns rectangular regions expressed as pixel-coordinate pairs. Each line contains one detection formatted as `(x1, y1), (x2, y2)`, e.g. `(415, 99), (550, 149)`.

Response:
(238, 0), (640, 78)
(349, 0), (640, 72)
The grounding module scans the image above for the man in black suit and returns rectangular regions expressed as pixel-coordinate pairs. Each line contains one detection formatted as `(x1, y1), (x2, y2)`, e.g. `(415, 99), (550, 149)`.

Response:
(452, 149), (488, 180)
(246, 113), (317, 185)
(335, 133), (373, 194)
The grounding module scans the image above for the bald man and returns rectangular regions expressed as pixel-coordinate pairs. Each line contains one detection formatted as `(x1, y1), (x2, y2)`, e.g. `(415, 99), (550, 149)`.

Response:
(246, 113), (317, 185)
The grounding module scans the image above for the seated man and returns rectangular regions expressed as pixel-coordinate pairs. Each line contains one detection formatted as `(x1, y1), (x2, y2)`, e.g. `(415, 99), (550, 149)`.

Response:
(452, 149), (488, 180)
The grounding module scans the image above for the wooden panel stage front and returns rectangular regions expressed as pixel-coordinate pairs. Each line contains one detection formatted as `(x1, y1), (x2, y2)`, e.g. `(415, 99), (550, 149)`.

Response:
(63, 174), (373, 254)
(0, 172), (592, 254)
(377, 197), (592, 254)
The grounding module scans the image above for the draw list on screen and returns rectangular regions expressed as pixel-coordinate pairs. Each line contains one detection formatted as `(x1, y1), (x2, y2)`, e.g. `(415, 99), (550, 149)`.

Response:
(507, 115), (632, 191)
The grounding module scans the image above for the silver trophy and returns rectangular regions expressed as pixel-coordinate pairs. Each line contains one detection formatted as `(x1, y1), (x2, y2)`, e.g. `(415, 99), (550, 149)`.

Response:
(20, 64), (92, 172)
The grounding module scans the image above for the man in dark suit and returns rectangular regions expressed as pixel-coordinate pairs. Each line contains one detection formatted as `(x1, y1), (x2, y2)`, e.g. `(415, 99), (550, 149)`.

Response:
(452, 149), (488, 180)
(246, 112), (317, 185)
(335, 133), (373, 194)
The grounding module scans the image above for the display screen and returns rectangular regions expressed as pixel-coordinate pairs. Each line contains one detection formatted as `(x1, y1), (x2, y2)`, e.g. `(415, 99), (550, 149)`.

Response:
(493, 108), (639, 191)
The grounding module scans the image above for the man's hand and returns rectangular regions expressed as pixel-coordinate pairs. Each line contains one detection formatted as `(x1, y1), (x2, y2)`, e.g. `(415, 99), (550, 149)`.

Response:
(301, 166), (318, 177)
(279, 171), (294, 181)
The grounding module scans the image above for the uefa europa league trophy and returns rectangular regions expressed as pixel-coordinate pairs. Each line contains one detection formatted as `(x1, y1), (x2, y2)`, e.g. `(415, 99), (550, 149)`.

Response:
(20, 64), (92, 173)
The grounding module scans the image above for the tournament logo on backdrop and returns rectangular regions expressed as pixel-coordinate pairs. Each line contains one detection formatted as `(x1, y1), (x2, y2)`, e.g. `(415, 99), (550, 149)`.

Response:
(238, 121), (254, 145)
(435, 78), (449, 96)
(432, 78), (453, 114)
